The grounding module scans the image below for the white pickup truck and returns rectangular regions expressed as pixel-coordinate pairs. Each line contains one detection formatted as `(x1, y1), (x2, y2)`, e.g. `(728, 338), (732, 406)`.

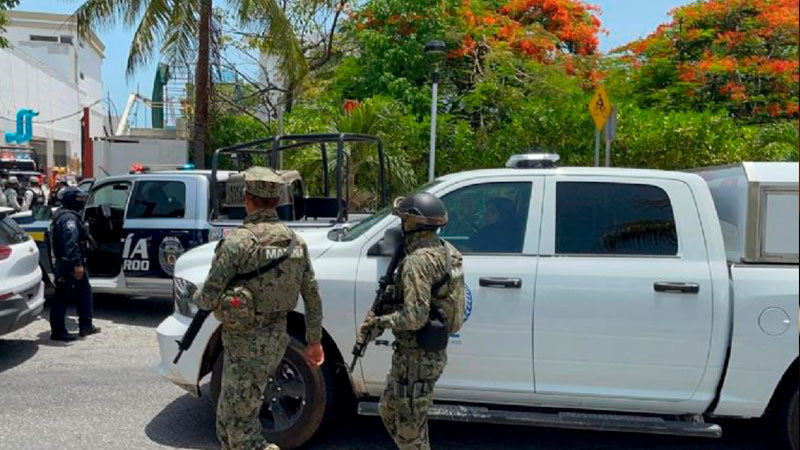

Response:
(155, 158), (799, 449)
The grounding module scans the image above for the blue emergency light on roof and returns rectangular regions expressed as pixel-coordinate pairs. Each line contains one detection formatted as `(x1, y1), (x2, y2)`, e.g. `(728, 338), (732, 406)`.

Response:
(178, 163), (195, 170)
(506, 153), (560, 169)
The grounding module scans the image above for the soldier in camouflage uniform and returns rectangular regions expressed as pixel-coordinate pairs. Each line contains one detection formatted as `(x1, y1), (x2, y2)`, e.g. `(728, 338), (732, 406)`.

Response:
(359, 193), (466, 450)
(195, 167), (325, 450)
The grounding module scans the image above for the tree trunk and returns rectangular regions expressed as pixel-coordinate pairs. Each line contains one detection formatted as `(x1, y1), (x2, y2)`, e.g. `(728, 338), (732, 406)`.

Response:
(192, 0), (212, 169)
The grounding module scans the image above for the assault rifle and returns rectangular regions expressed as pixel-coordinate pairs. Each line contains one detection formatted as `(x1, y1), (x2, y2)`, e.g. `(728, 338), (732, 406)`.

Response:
(173, 309), (211, 364)
(349, 228), (405, 373)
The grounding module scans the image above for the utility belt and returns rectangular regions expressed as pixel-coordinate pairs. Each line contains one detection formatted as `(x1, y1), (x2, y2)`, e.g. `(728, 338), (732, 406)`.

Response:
(393, 380), (433, 399)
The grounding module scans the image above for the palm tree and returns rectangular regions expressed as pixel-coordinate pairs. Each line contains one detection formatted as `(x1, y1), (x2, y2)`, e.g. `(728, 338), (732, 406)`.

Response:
(74, 0), (308, 169)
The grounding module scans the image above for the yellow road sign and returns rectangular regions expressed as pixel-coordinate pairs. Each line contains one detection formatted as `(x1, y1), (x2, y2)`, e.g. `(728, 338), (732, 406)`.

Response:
(589, 86), (612, 130)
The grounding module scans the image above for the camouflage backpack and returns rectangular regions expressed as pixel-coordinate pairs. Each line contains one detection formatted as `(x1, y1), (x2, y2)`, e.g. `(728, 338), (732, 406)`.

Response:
(215, 227), (297, 331)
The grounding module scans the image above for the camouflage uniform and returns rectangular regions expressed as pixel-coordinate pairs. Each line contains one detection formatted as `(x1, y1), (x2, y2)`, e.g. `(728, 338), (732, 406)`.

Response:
(375, 230), (465, 450)
(195, 167), (323, 450)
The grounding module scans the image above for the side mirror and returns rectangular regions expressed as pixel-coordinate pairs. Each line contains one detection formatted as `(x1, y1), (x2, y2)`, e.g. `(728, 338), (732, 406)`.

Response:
(368, 226), (403, 257)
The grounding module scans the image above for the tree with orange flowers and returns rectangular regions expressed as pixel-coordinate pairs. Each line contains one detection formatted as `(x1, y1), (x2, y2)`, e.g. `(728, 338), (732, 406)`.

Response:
(615, 0), (799, 122)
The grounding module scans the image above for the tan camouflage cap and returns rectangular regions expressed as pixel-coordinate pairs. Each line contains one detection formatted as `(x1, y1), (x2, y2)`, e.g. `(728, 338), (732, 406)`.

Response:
(243, 166), (285, 198)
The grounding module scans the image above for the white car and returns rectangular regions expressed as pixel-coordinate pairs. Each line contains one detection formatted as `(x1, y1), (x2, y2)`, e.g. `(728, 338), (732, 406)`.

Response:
(0, 207), (45, 336)
(156, 159), (799, 450)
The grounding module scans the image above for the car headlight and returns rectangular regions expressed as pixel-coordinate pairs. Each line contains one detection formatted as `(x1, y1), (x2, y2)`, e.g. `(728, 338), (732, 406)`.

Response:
(173, 277), (199, 317)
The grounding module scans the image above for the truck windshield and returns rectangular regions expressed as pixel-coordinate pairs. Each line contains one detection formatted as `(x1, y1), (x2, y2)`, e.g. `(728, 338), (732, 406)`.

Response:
(337, 179), (441, 242)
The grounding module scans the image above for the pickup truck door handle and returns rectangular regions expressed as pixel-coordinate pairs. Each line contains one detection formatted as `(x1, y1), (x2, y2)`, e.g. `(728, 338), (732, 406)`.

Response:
(654, 282), (700, 294)
(479, 277), (522, 289)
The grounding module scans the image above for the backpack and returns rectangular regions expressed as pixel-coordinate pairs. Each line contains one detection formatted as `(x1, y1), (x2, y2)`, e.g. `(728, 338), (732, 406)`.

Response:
(416, 241), (466, 351)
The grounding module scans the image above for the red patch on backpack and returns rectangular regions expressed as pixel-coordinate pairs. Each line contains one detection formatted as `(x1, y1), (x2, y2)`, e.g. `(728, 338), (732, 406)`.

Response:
(230, 296), (242, 308)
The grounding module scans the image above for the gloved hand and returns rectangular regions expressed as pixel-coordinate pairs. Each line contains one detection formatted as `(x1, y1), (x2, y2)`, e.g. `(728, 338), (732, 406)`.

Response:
(357, 311), (383, 345)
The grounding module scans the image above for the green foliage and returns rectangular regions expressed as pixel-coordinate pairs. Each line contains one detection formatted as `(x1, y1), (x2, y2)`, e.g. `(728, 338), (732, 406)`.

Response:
(209, 113), (271, 151)
(0, 0), (20, 48)
(74, 0), (305, 83)
(211, 0), (797, 201)
(751, 121), (800, 161)
(611, 105), (769, 169)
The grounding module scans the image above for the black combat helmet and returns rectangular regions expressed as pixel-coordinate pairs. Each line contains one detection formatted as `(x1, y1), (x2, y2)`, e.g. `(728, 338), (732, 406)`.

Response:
(392, 193), (448, 230)
(61, 187), (89, 211)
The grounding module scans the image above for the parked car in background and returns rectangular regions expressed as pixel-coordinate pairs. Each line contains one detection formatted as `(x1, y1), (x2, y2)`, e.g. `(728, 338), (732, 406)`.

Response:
(0, 207), (45, 337)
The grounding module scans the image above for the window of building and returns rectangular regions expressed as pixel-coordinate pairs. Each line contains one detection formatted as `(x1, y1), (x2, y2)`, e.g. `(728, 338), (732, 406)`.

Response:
(127, 181), (187, 219)
(29, 35), (58, 43)
(60, 36), (73, 45)
(439, 182), (532, 254)
(555, 182), (678, 256)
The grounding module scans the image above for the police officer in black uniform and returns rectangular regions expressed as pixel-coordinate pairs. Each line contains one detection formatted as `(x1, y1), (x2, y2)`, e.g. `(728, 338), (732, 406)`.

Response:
(49, 188), (100, 342)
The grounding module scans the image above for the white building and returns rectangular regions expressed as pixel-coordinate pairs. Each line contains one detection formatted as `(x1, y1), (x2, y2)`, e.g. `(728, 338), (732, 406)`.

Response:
(0, 11), (105, 174)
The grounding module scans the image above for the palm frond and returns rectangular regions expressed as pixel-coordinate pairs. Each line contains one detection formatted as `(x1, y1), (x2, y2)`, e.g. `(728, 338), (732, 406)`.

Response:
(160, 0), (200, 68)
(74, 0), (130, 38)
(124, 0), (173, 76)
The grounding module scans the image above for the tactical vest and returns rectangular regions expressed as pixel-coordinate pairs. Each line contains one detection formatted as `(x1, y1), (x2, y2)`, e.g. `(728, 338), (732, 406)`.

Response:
(214, 223), (306, 332)
(396, 239), (466, 351)
(29, 187), (45, 207)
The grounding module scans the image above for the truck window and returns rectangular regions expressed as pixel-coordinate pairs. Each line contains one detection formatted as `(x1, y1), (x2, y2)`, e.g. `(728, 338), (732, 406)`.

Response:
(127, 181), (187, 219)
(87, 183), (129, 209)
(555, 182), (678, 256)
(440, 182), (531, 254)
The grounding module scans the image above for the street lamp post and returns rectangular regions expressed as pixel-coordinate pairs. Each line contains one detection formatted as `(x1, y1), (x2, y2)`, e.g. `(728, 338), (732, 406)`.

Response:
(425, 40), (447, 182)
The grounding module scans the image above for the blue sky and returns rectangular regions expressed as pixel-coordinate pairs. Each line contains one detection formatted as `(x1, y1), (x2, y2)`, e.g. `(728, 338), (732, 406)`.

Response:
(16, 0), (694, 125)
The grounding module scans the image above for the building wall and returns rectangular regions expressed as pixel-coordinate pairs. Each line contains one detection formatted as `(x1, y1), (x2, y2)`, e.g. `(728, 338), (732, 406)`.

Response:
(0, 11), (104, 174)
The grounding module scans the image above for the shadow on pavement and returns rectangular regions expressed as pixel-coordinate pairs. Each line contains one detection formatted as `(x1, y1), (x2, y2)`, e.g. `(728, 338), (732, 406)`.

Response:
(40, 294), (173, 330)
(315, 415), (772, 450)
(0, 338), (38, 374)
(144, 394), (771, 450)
(145, 384), (219, 450)
(91, 294), (173, 328)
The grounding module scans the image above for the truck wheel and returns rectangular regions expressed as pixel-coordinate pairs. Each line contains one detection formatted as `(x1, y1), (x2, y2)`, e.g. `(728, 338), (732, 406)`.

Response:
(778, 386), (799, 450)
(210, 336), (336, 449)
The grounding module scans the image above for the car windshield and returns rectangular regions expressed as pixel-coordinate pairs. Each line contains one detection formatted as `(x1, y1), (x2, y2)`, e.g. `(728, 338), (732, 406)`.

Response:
(337, 179), (442, 242)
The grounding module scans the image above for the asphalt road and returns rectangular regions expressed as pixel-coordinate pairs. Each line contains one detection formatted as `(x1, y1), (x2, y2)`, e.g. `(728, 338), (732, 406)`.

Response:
(0, 295), (774, 450)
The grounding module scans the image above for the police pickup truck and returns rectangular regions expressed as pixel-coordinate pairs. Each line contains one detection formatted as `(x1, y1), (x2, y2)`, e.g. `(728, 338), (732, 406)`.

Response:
(14, 168), (310, 297)
(156, 156), (799, 449)
(15, 133), (389, 298)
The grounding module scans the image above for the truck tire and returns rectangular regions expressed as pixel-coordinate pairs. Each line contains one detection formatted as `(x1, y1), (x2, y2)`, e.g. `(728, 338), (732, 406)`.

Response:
(210, 336), (336, 449)
(778, 386), (799, 450)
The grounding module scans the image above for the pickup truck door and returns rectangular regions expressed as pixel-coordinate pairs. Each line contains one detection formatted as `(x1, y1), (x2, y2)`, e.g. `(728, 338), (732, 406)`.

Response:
(121, 177), (206, 291)
(357, 175), (543, 401)
(534, 176), (714, 402)
(84, 180), (131, 278)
